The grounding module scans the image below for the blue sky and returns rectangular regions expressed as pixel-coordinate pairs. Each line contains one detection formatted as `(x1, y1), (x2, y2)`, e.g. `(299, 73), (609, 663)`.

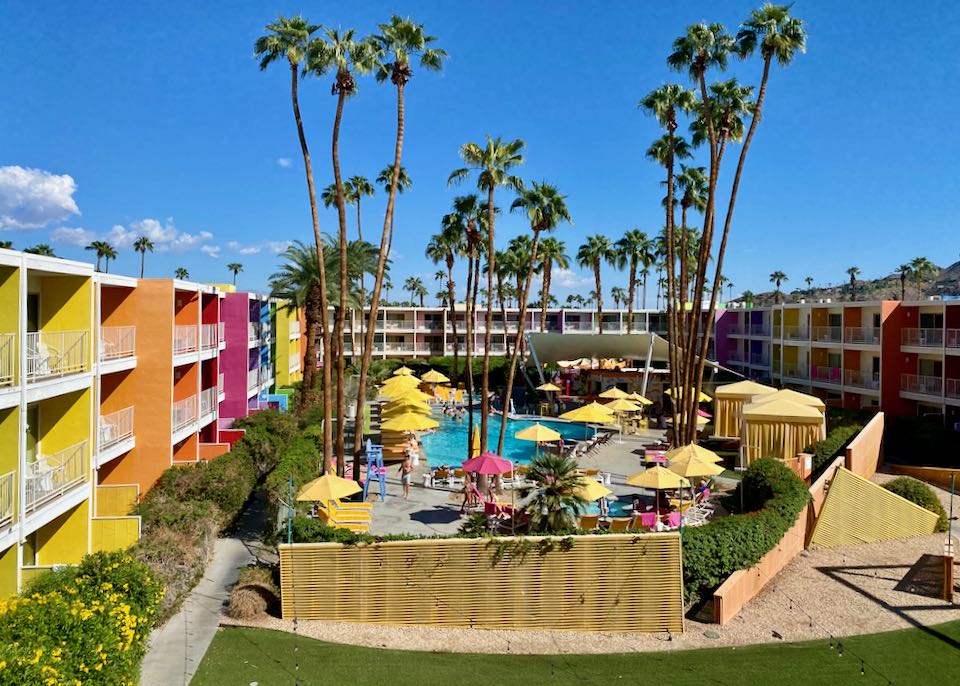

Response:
(2, 1), (958, 303)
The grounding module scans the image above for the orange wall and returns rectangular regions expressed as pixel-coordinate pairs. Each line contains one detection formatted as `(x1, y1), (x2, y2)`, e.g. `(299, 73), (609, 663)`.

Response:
(881, 301), (913, 415)
(101, 286), (136, 327)
(174, 289), (198, 326)
(811, 308), (827, 326)
(173, 363), (198, 402)
(173, 434), (197, 463)
(100, 368), (135, 415)
(844, 307), (862, 328)
(198, 442), (230, 461)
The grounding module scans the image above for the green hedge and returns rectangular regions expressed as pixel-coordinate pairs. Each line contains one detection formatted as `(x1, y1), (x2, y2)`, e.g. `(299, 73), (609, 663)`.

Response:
(681, 458), (810, 604)
(882, 477), (948, 532)
(0, 551), (163, 685)
(808, 424), (863, 473)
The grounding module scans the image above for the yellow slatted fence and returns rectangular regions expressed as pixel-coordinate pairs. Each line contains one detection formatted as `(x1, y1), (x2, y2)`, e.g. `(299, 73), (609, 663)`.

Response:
(280, 534), (684, 633)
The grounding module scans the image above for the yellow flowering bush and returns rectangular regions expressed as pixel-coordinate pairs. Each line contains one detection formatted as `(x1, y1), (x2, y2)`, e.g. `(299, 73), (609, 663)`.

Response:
(0, 552), (163, 685)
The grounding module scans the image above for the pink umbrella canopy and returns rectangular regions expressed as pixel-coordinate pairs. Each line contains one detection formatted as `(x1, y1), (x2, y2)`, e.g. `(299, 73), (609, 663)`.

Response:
(462, 452), (513, 475)
(698, 409), (713, 418)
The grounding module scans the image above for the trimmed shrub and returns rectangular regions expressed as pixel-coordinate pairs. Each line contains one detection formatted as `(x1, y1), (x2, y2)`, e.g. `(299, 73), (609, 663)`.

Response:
(226, 567), (280, 620)
(681, 458), (810, 604)
(0, 551), (163, 685)
(808, 424), (863, 473)
(882, 477), (948, 532)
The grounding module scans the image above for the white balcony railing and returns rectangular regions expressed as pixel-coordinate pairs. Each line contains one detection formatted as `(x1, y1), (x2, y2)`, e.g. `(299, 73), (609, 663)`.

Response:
(172, 395), (197, 432)
(289, 351), (300, 371)
(901, 328), (944, 347)
(750, 324), (770, 336)
(946, 329), (960, 349)
(811, 326), (842, 343)
(218, 322), (225, 344)
(564, 320), (595, 332)
(99, 406), (134, 452)
(0, 470), (14, 526)
(218, 372), (225, 395)
(248, 369), (259, 391)
(259, 366), (274, 386)
(290, 320), (300, 337)
(174, 325), (198, 354)
(782, 364), (809, 380)
(26, 330), (88, 381)
(200, 387), (217, 417)
(844, 327), (880, 345)
(99, 326), (136, 360)
(947, 378), (960, 400)
(845, 370), (880, 390)
(900, 373), (943, 396)
(25, 441), (87, 514)
(0, 333), (14, 386)
(201, 323), (218, 350)
(601, 322), (623, 332)
(248, 322), (260, 342)
(782, 326), (809, 341)
(383, 320), (413, 330)
(811, 366), (842, 384)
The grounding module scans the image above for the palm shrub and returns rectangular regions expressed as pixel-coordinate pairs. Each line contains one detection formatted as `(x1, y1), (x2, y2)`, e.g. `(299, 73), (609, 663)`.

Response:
(882, 477), (948, 532)
(520, 453), (588, 533)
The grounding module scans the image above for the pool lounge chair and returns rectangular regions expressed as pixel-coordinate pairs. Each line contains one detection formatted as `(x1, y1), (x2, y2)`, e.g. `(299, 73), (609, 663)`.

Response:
(578, 514), (600, 530)
(431, 468), (451, 487)
(606, 517), (632, 532)
(315, 506), (370, 533)
(638, 512), (659, 531)
(332, 497), (373, 512)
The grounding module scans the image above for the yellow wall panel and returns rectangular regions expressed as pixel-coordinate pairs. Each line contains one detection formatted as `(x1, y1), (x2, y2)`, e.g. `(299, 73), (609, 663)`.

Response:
(37, 501), (90, 565)
(95, 484), (139, 516)
(0, 544), (17, 598)
(0, 406), (19, 479)
(39, 388), (91, 455)
(91, 517), (141, 552)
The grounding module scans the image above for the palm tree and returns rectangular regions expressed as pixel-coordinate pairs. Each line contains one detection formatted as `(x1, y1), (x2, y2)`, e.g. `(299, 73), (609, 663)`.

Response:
(345, 175), (375, 241)
(0, 241), (11, 250)
(256, 16), (333, 466)
(227, 262), (243, 285)
(726, 279), (734, 302)
(352, 18), (445, 476)
(615, 229), (654, 332)
(770, 270), (788, 304)
(520, 454), (588, 533)
(174, 267), (190, 280)
(426, 214), (466, 383)
(449, 136), (524, 452)
(690, 78), (755, 164)
(24, 244), (56, 257)
(909, 256), (937, 298)
(133, 236), (154, 278)
(270, 240), (323, 394)
(102, 244), (117, 273)
(846, 266), (861, 301)
(375, 164), (412, 249)
(897, 263), (911, 300)
(742, 289), (755, 304)
(804, 275), (814, 290)
(577, 235), (616, 334)
(537, 237), (570, 332)
(404, 276), (425, 307)
(610, 286), (627, 309)
(495, 182), (571, 453)
(85, 240), (109, 271)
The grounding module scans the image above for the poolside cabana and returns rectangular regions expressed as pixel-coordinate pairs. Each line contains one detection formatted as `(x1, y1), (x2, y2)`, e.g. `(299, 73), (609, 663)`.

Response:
(713, 380), (777, 439)
(739, 397), (826, 467)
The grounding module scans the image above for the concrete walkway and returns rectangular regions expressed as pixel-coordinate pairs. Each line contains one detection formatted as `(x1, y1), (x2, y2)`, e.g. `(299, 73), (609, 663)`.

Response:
(139, 493), (273, 686)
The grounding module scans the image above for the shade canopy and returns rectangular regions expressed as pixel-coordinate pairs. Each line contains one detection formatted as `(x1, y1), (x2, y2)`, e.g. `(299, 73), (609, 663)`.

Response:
(598, 387), (629, 399)
(712, 381), (777, 438)
(462, 452), (513, 474)
(604, 398), (642, 412)
(381, 386), (432, 402)
(665, 443), (722, 464)
(574, 479), (612, 502)
(626, 393), (654, 405)
(381, 412), (439, 432)
(748, 388), (826, 411)
(664, 387), (713, 402)
(714, 380), (777, 399)
(421, 369), (450, 383)
(559, 402), (615, 423)
(380, 376), (420, 392)
(536, 382), (562, 392)
(515, 423), (562, 442)
(383, 397), (431, 412)
(668, 456), (725, 478)
(297, 473), (362, 502)
(527, 331), (715, 367)
(626, 466), (690, 490)
(471, 425), (481, 458)
(392, 366), (416, 376)
(742, 397), (824, 422)
(740, 397), (827, 466)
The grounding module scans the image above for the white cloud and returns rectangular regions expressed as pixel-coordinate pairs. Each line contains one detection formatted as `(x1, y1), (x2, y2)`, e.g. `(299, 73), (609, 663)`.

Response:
(276, 158), (292, 168)
(105, 217), (212, 253)
(50, 226), (95, 246)
(227, 239), (291, 255)
(227, 240), (261, 255)
(201, 245), (221, 258)
(553, 268), (593, 289)
(0, 165), (80, 229)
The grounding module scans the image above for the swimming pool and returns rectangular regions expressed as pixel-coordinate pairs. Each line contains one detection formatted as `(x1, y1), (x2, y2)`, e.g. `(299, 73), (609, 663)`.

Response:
(419, 412), (592, 467)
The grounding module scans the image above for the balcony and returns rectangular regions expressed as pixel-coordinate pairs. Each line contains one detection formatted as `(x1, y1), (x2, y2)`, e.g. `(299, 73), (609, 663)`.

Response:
(200, 387), (217, 417)
(26, 330), (88, 381)
(376, 343), (415, 353)
(98, 406), (134, 452)
(218, 322), (225, 344)
(248, 322), (261, 342)
(947, 379), (960, 400)
(782, 364), (809, 380)
(845, 370), (880, 390)
(172, 395), (197, 432)
(601, 321), (623, 333)
(99, 326), (136, 360)
(247, 368), (259, 391)
(750, 352), (769, 366)
(259, 366), (274, 386)
(844, 327), (880, 345)
(947, 329), (960, 350)
(810, 366), (842, 385)
(290, 320), (301, 337)
(289, 351), (301, 371)
(419, 320), (444, 331)
(749, 324), (770, 336)
(218, 372), (225, 395)
(489, 343), (507, 354)
(24, 441), (87, 514)
(174, 325), (198, 354)
(201, 323), (218, 350)
(725, 352), (748, 365)
(782, 326), (809, 341)
(727, 324), (747, 336)
(383, 320), (413, 330)
(901, 328), (943, 348)
(900, 373), (942, 396)
(811, 326), (842, 344)
(564, 320), (595, 332)
(0, 470), (14, 526)
(0, 333), (14, 386)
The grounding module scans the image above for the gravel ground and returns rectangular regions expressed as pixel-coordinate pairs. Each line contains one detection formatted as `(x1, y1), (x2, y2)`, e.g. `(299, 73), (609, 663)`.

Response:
(220, 469), (959, 654)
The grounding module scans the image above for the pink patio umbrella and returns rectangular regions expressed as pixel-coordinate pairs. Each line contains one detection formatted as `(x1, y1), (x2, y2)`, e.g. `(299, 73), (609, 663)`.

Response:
(462, 451), (513, 474)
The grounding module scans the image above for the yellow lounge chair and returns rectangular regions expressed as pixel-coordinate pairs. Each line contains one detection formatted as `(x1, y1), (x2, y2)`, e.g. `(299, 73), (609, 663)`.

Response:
(316, 507), (370, 533)
(606, 517), (632, 532)
(332, 497), (374, 512)
(578, 514), (600, 530)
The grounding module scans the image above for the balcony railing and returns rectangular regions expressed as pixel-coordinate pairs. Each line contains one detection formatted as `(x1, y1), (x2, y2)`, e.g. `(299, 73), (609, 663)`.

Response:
(172, 395), (197, 432)
(248, 369), (259, 391)
(173, 326), (198, 354)
(260, 366), (274, 386)
(99, 326), (136, 360)
(601, 322), (623, 332)
(0, 333), (14, 386)
(901, 328), (944, 347)
(727, 325), (747, 335)
(749, 324), (770, 336)
(782, 326), (809, 341)
(564, 320), (595, 332)
(811, 326), (842, 343)
(26, 330), (88, 381)
(200, 387), (217, 417)
(844, 327), (880, 345)
(25, 441), (87, 514)
(947, 329), (960, 349)
(811, 366), (842, 384)
(782, 364), (809, 380)
(98, 406), (134, 452)
(845, 370), (880, 390)
(0, 470), (14, 526)
(750, 352), (769, 366)
(289, 351), (300, 371)
(947, 378), (960, 400)
(900, 373), (942, 396)
(726, 352), (747, 364)
(290, 320), (301, 337)
(248, 322), (260, 342)
(218, 322), (225, 344)
(383, 320), (413, 330)
(201, 323), (218, 349)
(218, 372), (224, 395)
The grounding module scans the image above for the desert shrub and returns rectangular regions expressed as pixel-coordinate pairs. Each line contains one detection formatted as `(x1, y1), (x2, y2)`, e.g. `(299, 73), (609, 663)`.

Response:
(226, 567), (280, 620)
(882, 476), (948, 532)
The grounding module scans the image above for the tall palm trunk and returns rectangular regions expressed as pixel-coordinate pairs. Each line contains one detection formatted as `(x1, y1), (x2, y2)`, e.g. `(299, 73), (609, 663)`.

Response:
(479, 186), (495, 453)
(464, 240), (476, 460)
(663, 125), (681, 443)
(445, 253), (459, 383)
(331, 82), (349, 476)
(289, 63), (333, 468)
(690, 55), (774, 446)
(641, 270), (648, 311)
(496, 229), (542, 453)
(593, 260), (603, 333)
(352, 76), (407, 481)
(496, 272), (510, 358)
(540, 260), (550, 332)
(302, 284), (321, 399)
(900, 274), (906, 301)
(139, 251), (145, 279)
(356, 198), (365, 360)
(626, 258), (637, 333)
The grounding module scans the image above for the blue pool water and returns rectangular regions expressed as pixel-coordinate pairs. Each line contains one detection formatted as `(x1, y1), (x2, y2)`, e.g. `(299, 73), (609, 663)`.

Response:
(419, 412), (592, 467)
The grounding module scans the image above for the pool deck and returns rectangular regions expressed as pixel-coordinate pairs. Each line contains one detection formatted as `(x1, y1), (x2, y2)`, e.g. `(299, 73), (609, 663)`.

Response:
(365, 427), (718, 537)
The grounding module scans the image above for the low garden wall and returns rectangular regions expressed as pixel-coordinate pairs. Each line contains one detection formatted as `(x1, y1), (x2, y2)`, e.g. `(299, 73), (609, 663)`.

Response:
(888, 465), (960, 491)
(279, 533), (684, 633)
(845, 412), (884, 478)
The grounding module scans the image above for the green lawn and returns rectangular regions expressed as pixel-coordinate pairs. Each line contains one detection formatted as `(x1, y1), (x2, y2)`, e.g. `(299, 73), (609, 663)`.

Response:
(192, 621), (960, 685)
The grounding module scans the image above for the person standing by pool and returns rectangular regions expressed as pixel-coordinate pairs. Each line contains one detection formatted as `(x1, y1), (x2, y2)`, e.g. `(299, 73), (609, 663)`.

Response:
(398, 455), (413, 499)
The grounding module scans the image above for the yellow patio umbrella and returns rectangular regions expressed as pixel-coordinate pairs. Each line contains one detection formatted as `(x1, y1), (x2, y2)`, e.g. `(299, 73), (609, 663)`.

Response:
(668, 455), (725, 479)
(664, 387), (712, 403)
(559, 401), (615, 439)
(626, 465), (690, 489)
(383, 397), (431, 415)
(296, 473), (362, 502)
(626, 393), (653, 405)
(385, 387), (433, 403)
(598, 387), (629, 399)
(380, 375), (420, 391)
(515, 423), (562, 442)
(665, 443), (722, 464)
(421, 369), (450, 383)
(393, 366), (415, 376)
(604, 398), (642, 412)
(471, 425), (481, 458)
(536, 382), (562, 392)
(381, 412), (439, 432)
(574, 478), (612, 502)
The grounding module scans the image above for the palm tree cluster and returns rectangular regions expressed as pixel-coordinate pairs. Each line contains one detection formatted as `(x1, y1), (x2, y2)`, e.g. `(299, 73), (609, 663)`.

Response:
(256, 14), (444, 477)
(897, 257), (937, 300)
